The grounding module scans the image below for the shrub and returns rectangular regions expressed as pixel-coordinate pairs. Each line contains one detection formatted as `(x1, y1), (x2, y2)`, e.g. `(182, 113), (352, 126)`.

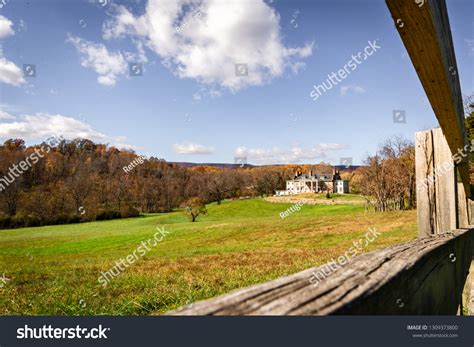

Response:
(24, 214), (43, 227)
(0, 215), (12, 229)
(180, 197), (207, 222)
(95, 210), (121, 221)
(121, 205), (140, 218)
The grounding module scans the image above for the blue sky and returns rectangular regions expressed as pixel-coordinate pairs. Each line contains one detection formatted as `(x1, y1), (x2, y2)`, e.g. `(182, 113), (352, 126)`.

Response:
(0, 0), (473, 165)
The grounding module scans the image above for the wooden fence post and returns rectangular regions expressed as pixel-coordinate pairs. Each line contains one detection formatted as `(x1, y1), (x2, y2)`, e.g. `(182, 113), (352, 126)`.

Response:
(457, 177), (469, 229)
(415, 128), (465, 237)
(416, 130), (436, 237)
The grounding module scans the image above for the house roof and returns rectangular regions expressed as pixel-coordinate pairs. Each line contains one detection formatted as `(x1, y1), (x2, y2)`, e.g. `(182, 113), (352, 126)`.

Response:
(316, 174), (334, 181)
(292, 173), (334, 181)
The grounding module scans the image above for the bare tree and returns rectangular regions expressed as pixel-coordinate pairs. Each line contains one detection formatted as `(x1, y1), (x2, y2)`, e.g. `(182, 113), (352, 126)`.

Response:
(357, 137), (415, 212)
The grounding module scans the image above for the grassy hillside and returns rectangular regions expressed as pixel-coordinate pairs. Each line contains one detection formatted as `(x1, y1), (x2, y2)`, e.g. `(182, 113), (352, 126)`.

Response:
(0, 198), (417, 315)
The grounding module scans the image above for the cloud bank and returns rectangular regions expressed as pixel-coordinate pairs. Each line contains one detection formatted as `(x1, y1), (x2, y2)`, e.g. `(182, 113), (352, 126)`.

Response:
(96, 0), (313, 91)
(235, 143), (347, 164)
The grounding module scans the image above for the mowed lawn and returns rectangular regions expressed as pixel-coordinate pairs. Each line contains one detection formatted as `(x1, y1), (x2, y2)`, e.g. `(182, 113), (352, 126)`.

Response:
(292, 193), (366, 202)
(0, 198), (417, 315)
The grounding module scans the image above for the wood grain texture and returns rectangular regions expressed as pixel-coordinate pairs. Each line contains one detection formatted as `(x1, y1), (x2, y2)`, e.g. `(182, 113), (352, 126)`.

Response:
(416, 130), (437, 237)
(385, 0), (469, 197)
(168, 227), (474, 315)
(432, 129), (457, 233)
(415, 128), (460, 236)
(457, 182), (469, 228)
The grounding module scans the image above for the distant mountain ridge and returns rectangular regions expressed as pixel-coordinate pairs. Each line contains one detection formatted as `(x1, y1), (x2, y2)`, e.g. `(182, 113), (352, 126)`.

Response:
(168, 162), (256, 169)
(169, 162), (361, 171)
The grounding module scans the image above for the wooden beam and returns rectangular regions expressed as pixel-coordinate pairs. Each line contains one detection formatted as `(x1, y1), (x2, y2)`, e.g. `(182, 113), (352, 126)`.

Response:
(386, 0), (470, 197)
(168, 228), (474, 315)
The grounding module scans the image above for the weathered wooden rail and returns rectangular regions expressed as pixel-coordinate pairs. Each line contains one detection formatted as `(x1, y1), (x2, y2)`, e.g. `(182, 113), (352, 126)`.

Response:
(168, 0), (474, 315)
(388, 0), (468, 194)
(170, 228), (473, 315)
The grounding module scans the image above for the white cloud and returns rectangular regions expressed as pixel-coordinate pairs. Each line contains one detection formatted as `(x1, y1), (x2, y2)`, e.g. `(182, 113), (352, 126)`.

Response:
(103, 0), (313, 92)
(340, 85), (366, 96)
(234, 143), (346, 164)
(0, 54), (25, 86)
(67, 33), (148, 86)
(113, 135), (137, 150)
(0, 113), (134, 149)
(0, 110), (16, 120)
(67, 34), (128, 86)
(0, 113), (107, 141)
(0, 15), (15, 38)
(173, 142), (214, 154)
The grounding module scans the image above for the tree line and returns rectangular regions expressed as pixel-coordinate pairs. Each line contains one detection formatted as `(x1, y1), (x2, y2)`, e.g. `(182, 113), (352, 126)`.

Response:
(0, 137), (334, 228)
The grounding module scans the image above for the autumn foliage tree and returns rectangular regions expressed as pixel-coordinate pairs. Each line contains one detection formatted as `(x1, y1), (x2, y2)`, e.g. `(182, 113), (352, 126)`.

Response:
(357, 137), (415, 211)
(0, 138), (301, 228)
(0, 137), (349, 229)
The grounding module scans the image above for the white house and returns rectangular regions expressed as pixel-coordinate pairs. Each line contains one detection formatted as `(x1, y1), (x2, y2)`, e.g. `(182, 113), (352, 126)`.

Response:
(275, 169), (349, 196)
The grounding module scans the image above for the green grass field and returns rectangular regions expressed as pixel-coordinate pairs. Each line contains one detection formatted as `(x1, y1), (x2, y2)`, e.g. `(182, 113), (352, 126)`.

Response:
(0, 198), (417, 315)
(294, 193), (366, 201)
(268, 193), (367, 204)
